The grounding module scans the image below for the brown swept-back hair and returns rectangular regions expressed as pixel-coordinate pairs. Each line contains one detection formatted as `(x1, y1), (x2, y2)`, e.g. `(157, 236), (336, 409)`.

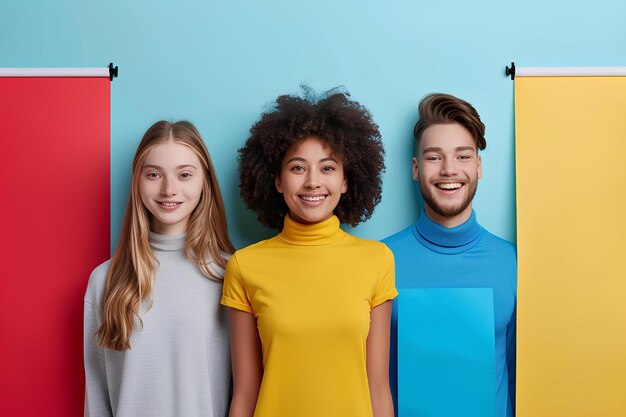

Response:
(413, 93), (486, 153)
(96, 120), (235, 351)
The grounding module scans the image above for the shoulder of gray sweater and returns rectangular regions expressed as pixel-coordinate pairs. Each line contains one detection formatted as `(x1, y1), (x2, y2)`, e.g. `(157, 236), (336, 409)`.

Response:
(207, 251), (232, 277)
(84, 259), (112, 306)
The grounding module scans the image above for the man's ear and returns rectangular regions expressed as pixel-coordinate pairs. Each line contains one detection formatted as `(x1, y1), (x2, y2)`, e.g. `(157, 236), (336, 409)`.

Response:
(275, 176), (283, 193)
(412, 157), (419, 181)
(477, 155), (483, 180)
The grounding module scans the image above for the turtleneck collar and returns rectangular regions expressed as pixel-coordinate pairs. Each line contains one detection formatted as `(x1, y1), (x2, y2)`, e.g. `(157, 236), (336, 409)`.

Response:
(278, 214), (346, 246)
(149, 231), (186, 252)
(412, 208), (482, 254)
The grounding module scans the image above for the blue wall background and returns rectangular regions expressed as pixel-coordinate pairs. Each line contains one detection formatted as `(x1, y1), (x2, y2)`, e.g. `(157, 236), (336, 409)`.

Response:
(2, 0), (625, 249)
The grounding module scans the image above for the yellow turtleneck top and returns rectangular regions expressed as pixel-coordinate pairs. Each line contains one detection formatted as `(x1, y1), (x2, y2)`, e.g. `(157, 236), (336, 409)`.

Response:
(222, 215), (397, 417)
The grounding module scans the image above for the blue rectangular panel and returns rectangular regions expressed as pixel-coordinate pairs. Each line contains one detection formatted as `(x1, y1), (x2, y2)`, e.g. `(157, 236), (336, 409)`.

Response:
(398, 288), (495, 417)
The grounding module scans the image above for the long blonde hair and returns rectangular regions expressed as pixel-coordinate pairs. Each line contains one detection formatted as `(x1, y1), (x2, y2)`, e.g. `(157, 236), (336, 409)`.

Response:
(96, 120), (235, 351)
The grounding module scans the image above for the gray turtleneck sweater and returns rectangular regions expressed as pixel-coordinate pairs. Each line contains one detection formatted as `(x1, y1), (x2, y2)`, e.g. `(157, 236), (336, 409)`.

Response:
(83, 233), (230, 417)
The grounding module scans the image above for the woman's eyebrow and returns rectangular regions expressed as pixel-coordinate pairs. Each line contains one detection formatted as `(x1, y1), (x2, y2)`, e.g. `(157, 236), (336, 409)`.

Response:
(142, 164), (198, 169)
(285, 157), (307, 164)
(285, 157), (339, 164)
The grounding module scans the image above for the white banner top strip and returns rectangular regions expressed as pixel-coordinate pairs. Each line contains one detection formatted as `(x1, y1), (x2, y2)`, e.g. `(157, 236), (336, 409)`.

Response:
(516, 66), (626, 77)
(0, 68), (110, 77)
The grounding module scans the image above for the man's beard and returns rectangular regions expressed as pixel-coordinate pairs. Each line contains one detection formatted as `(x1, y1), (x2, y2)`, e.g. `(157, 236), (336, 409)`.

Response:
(419, 178), (478, 218)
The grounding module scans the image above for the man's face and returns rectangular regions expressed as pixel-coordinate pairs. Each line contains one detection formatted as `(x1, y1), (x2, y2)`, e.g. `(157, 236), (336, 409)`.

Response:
(413, 123), (482, 226)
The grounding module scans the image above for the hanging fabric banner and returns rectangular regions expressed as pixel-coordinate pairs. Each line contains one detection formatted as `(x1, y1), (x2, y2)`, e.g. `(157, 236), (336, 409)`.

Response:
(515, 75), (626, 417)
(0, 75), (110, 417)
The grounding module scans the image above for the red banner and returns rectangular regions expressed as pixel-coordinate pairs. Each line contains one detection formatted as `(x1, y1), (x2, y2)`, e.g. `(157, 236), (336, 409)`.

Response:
(0, 76), (110, 416)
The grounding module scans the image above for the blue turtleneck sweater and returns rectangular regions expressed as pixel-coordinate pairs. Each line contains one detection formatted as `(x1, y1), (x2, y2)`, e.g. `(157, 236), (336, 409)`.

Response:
(383, 209), (517, 417)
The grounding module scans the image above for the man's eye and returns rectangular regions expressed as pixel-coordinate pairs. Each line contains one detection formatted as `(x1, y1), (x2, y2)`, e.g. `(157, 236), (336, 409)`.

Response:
(459, 155), (472, 160)
(426, 156), (440, 161)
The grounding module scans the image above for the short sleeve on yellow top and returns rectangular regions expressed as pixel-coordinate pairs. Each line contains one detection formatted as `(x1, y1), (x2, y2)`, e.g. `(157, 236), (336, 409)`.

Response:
(221, 254), (253, 313)
(221, 215), (398, 417)
(371, 245), (396, 308)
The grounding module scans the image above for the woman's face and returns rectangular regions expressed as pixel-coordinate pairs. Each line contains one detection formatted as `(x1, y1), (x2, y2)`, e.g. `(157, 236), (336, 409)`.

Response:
(139, 141), (204, 234)
(275, 136), (347, 225)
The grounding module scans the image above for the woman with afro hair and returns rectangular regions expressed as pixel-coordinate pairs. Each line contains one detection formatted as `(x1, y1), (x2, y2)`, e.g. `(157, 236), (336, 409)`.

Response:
(221, 87), (397, 417)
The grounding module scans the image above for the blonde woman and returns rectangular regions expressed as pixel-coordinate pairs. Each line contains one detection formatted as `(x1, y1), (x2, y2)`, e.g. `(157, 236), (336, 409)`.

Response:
(84, 121), (234, 417)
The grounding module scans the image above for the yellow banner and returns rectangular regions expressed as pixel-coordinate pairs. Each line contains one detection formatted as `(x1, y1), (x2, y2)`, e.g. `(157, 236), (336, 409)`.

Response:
(515, 76), (626, 417)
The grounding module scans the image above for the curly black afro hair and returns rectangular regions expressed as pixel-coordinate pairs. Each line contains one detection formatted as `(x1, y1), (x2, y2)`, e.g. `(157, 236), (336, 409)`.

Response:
(238, 86), (385, 229)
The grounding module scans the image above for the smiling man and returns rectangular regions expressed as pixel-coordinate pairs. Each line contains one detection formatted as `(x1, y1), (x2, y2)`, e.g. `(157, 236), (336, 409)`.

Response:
(383, 93), (517, 417)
